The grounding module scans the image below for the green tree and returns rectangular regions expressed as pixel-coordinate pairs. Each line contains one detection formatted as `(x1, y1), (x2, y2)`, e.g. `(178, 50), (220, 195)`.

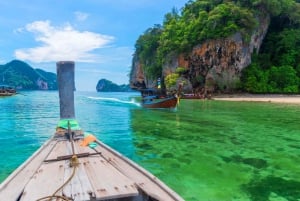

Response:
(268, 65), (299, 93)
(276, 29), (300, 66)
(241, 63), (269, 93)
(252, 0), (296, 16)
(135, 25), (163, 79)
(165, 73), (179, 90)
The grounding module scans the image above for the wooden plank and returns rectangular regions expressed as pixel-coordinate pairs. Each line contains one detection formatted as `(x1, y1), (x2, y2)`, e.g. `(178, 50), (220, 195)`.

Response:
(76, 141), (139, 200)
(93, 140), (184, 201)
(0, 139), (56, 200)
(1, 137), (183, 201)
(62, 140), (94, 200)
(20, 140), (67, 201)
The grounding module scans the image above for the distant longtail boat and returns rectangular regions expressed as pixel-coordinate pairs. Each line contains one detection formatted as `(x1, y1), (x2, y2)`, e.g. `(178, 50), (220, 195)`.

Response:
(0, 85), (16, 97)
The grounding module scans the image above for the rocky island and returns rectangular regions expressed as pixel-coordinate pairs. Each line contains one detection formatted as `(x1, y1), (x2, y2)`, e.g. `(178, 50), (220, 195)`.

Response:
(96, 79), (133, 92)
(129, 0), (300, 97)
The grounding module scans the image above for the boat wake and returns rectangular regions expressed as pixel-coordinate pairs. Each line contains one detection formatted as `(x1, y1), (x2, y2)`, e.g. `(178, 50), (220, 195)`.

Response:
(87, 96), (141, 107)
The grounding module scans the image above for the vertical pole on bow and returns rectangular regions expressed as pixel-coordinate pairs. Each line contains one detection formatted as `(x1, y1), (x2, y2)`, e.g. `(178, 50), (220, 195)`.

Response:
(56, 61), (75, 119)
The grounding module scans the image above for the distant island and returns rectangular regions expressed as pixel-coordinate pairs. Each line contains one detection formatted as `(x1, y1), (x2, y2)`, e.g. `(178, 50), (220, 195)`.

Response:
(0, 60), (135, 92)
(0, 60), (57, 90)
(96, 79), (134, 92)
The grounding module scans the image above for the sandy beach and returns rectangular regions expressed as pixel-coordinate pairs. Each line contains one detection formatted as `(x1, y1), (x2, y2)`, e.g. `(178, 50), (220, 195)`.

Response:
(212, 94), (300, 104)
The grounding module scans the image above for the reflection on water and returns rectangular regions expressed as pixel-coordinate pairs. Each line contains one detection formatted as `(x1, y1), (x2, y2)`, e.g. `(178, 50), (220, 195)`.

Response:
(1, 91), (300, 201)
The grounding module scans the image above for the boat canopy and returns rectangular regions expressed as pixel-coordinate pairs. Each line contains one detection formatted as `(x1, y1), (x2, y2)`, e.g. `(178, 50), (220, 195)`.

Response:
(0, 84), (14, 89)
(0, 85), (16, 94)
(140, 88), (166, 97)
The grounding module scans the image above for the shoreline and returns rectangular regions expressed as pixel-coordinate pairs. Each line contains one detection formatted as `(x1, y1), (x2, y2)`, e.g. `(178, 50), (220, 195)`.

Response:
(211, 94), (300, 104)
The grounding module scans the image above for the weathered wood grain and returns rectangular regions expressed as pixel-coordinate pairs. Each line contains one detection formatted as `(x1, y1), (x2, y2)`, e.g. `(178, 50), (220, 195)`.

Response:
(0, 137), (184, 201)
(20, 140), (66, 201)
(0, 139), (55, 200)
(62, 140), (94, 200)
(93, 140), (184, 201)
(76, 141), (139, 200)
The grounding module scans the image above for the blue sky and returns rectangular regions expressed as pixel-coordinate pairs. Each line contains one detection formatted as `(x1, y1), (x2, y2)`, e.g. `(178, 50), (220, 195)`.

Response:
(0, 0), (187, 91)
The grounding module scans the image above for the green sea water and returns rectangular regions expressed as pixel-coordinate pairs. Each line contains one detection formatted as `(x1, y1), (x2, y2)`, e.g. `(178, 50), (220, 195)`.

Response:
(1, 91), (300, 201)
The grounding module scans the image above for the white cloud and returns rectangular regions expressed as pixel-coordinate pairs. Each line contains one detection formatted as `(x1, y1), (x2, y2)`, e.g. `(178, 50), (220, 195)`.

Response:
(15, 20), (114, 63)
(74, 11), (89, 22)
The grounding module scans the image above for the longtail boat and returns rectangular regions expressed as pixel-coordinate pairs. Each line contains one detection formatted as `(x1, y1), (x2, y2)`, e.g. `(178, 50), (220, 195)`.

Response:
(0, 61), (184, 201)
(140, 89), (178, 109)
(142, 96), (178, 109)
(0, 85), (16, 96)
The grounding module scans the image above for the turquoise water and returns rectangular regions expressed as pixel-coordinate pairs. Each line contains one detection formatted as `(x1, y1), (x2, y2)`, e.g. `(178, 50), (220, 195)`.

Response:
(1, 91), (300, 201)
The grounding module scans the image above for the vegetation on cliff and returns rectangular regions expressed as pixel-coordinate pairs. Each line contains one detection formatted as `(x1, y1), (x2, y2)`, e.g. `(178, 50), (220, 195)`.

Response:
(0, 60), (57, 90)
(241, 23), (300, 93)
(132, 0), (300, 94)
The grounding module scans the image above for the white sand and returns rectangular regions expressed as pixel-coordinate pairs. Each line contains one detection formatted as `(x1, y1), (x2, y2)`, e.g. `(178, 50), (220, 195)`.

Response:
(212, 94), (300, 104)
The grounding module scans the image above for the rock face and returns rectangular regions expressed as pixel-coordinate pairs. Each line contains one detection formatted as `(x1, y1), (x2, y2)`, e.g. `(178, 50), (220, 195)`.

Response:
(130, 14), (270, 93)
(130, 55), (147, 89)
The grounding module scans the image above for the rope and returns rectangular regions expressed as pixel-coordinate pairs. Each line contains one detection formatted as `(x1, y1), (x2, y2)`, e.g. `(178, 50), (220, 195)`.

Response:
(36, 164), (76, 201)
(36, 195), (70, 201)
(36, 155), (78, 201)
(52, 165), (77, 199)
(36, 121), (79, 201)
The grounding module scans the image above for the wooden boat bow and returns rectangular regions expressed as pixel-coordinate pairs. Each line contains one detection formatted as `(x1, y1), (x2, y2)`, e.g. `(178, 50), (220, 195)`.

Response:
(0, 61), (184, 201)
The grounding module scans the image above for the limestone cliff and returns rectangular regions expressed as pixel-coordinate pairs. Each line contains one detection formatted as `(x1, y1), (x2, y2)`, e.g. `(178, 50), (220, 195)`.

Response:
(130, 54), (146, 89)
(130, 14), (270, 93)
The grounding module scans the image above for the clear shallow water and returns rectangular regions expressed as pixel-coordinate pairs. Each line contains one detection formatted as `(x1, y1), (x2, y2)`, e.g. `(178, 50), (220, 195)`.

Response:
(1, 91), (300, 201)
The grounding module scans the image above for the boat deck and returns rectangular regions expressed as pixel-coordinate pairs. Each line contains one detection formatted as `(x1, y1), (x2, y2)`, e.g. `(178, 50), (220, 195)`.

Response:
(0, 132), (183, 201)
(0, 62), (184, 201)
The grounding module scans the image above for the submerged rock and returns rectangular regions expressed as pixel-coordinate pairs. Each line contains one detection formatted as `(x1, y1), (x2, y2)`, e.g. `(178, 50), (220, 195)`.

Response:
(221, 155), (268, 169)
(242, 158), (268, 169)
(242, 176), (300, 201)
